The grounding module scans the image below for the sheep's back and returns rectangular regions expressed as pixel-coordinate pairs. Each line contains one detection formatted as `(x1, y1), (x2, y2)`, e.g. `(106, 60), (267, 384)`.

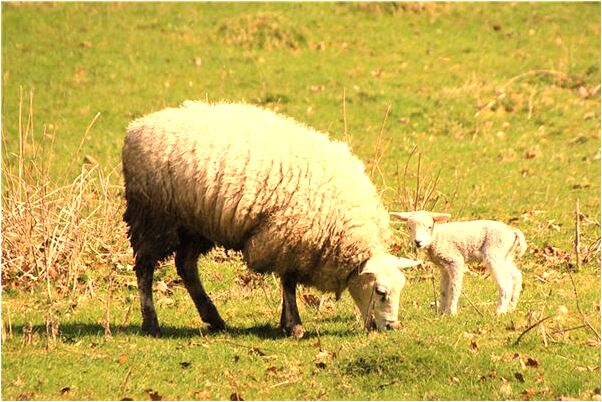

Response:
(122, 102), (389, 272)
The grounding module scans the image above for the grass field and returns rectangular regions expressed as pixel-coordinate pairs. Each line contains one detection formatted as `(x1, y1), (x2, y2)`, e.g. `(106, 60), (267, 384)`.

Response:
(2, 2), (601, 400)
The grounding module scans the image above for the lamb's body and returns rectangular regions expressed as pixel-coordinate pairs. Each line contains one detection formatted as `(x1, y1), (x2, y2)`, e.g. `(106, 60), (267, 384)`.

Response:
(392, 212), (526, 315)
(427, 220), (526, 266)
(123, 101), (417, 337)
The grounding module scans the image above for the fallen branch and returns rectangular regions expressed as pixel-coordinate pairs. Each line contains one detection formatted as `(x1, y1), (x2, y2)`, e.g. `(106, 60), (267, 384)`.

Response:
(514, 315), (554, 346)
(464, 295), (484, 318)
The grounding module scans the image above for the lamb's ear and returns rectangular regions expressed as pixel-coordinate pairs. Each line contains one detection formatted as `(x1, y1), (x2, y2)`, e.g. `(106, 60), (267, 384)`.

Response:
(429, 212), (451, 223)
(397, 257), (423, 269)
(389, 212), (412, 221)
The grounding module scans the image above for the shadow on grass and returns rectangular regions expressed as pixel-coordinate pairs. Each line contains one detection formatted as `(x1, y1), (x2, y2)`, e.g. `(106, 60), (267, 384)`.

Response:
(11, 321), (359, 341)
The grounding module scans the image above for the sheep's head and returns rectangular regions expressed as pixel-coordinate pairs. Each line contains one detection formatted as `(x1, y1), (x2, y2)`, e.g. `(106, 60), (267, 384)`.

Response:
(347, 254), (422, 331)
(390, 211), (451, 249)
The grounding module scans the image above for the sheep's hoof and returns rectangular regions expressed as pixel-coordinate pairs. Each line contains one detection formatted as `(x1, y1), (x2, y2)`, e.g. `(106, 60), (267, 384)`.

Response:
(281, 324), (305, 339)
(208, 320), (226, 333)
(290, 325), (305, 339)
(141, 323), (162, 338)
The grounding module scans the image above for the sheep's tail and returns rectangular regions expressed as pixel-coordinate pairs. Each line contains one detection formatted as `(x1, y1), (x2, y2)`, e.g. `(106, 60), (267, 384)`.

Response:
(508, 230), (528, 259)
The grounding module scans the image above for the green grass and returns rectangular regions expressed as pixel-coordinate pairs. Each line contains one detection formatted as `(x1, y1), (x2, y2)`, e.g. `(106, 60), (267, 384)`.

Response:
(2, 2), (600, 400)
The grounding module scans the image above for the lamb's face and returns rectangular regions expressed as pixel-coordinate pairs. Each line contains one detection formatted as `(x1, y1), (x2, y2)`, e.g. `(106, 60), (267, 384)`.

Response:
(347, 254), (422, 331)
(390, 211), (451, 249)
(407, 212), (436, 249)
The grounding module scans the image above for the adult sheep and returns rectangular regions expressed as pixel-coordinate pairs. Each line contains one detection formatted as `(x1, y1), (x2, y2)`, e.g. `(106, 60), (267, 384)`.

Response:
(122, 101), (421, 338)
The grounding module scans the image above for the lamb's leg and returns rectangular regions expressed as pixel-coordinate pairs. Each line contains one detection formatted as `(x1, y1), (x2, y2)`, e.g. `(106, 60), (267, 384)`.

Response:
(135, 258), (161, 337)
(175, 233), (225, 331)
(446, 261), (465, 315)
(485, 256), (514, 314)
(438, 267), (451, 314)
(280, 273), (305, 339)
(508, 262), (523, 311)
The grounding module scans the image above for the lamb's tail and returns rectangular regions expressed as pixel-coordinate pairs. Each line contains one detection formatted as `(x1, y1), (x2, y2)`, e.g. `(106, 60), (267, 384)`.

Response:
(508, 230), (528, 259)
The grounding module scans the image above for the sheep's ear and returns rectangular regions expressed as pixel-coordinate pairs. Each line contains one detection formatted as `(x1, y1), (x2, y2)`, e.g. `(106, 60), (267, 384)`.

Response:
(397, 257), (423, 269)
(429, 212), (451, 223)
(389, 212), (412, 221)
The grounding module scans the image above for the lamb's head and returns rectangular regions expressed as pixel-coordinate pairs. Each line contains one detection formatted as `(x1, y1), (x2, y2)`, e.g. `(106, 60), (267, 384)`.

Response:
(390, 211), (451, 249)
(347, 254), (422, 331)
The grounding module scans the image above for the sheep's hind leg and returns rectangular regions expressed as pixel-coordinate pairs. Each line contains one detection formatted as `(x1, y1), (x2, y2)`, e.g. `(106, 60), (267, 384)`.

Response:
(485, 256), (513, 314)
(280, 274), (305, 339)
(508, 262), (523, 311)
(135, 258), (161, 337)
(175, 232), (225, 332)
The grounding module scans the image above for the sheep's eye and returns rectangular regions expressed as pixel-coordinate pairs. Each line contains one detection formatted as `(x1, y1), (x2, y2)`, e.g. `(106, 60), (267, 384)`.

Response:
(374, 285), (387, 297)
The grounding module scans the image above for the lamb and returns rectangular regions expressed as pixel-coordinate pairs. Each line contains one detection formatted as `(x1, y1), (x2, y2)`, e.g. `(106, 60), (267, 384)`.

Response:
(122, 100), (422, 338)
(390, 211), (527, 315)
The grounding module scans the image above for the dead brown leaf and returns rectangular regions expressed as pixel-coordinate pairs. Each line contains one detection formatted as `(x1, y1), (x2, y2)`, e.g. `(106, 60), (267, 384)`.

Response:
(301, 293), (321, 308)
(230, 392), (244, 401)
(145, 389), (162, 401)
(526, 357), (539, 368)
(520, 388), (536, 400)
(370, 68), (384, 78)
(266, 365), (279, 375)
(17, 392), (33, 401)
(117, 353), (128, 364)
(523, 147), (542, 159)
(193, 390), (211, 400)
(514, 372), (525, 383)
(584, 112), (596, 120)
(479, 370), (497, 382)
(500, 381), (512, 398)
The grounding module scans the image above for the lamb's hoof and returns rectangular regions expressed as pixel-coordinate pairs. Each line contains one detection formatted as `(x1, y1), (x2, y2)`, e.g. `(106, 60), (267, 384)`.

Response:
(290, 325), (305, 339)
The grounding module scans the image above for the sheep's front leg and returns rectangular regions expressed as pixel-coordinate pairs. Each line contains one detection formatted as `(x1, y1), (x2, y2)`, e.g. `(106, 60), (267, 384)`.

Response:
(446, 261), (465, 315)
(175, 235), (225, 331)
(438, 267), (451, 314)
(280, 274), (305, 339)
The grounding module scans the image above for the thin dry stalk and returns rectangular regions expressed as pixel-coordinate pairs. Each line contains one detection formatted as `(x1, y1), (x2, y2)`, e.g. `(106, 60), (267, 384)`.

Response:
(575, 199), (581, 271)
(567, 270), (600, 341)
(464, 294), (484, 318)
(502, 69), (567, 90)
(395, 147), (442, 212)
(341, 88), (351, 147)
(369, 104), (392, 182)
(103, 272), (115, 339)
(567, 199), (601, 341)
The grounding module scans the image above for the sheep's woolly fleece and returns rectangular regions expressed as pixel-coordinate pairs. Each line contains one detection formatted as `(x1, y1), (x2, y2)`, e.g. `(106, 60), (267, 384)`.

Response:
(123, 101), (392, 295)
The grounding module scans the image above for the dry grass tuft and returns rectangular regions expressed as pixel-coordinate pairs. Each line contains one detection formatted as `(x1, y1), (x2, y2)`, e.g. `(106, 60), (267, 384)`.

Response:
(1, 89), (130, 297)
(394, 146), (443, 212)
(217, 12), (308, 50)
